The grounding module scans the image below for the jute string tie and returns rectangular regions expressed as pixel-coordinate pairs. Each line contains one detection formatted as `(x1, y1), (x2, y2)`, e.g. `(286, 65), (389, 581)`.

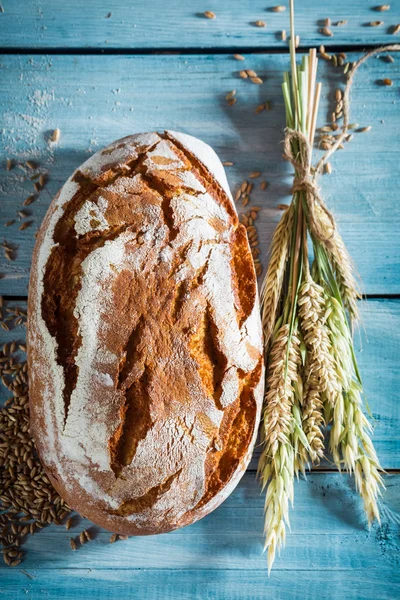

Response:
(283, 129), (336, 245)
(282, 44), (400, 247)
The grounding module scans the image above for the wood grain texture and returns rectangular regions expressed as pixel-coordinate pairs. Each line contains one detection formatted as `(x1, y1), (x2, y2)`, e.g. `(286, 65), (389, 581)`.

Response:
(0, 473), (399, 598)
(1, 4), (400, 594)
(0, 0), (399, 50)
(1, 569), (400, 600)
(1, 52), (399, 295)
(0, 298), (399, 468)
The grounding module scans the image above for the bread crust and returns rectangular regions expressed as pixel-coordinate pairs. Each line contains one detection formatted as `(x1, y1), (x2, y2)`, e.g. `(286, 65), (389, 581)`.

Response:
(27, 131), (264, 535)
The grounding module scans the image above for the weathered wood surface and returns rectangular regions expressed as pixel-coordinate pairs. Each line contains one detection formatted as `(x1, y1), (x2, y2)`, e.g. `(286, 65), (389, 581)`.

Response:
(1, 52), (399, 295)
(1, 4), (400, 597)
(1, 569), (400, 600)
(0, 0), (399, 50)
(0, 472), (399, 599)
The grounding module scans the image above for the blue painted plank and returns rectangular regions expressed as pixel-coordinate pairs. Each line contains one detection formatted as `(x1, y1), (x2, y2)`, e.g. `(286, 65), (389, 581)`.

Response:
(0, 0), (399, 50)
(1, 298), (399, 468)
(0, 567), (399, 599)
(1, 53), (400, 295)
(0, 472), (398, 573)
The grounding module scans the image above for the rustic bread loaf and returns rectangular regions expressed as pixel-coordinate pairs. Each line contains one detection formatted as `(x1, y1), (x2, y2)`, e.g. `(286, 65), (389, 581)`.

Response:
(28, 131), (264, 535)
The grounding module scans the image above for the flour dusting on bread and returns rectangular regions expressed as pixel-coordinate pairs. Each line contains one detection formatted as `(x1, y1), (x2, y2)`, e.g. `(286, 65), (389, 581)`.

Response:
(28, 131), (264, 535)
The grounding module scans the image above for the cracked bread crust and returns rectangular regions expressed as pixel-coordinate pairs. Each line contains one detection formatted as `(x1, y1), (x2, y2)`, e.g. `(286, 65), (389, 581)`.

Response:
(27, 131), (264, 535)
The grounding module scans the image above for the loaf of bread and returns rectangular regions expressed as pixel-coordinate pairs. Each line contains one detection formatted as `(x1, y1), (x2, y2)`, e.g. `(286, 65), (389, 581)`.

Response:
(27, 131), (264, 535)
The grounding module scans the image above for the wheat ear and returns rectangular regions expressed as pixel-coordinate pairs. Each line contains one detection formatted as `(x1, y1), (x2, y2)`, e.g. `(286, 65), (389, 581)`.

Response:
(328, 229), (361, 321)
(314, 205), (361, 321)
(326, 296), (384, 524)
(261, 206), (294, 348)
(258, 322), (301, 573)
(297, 278), (341, 463)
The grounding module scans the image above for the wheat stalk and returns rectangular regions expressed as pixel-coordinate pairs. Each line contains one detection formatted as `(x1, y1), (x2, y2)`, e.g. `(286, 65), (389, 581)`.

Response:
(260, 205), (294, 348)
(258, 0), (383, 572)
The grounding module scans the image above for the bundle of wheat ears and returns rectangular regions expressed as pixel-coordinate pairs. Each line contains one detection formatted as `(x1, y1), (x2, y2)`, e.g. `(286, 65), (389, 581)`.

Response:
(256, 2), (400, 573)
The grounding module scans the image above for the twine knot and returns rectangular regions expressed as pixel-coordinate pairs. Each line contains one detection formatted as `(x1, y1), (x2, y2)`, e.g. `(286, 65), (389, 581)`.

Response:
(283, 129), (336, 245)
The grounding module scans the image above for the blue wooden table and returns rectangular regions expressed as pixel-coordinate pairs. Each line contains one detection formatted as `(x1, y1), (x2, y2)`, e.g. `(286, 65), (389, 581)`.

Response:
(1, 1), (400, 598)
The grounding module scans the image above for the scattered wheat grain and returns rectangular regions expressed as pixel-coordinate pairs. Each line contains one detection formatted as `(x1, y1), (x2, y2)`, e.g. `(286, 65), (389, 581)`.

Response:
(18, 221), (33, 231)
